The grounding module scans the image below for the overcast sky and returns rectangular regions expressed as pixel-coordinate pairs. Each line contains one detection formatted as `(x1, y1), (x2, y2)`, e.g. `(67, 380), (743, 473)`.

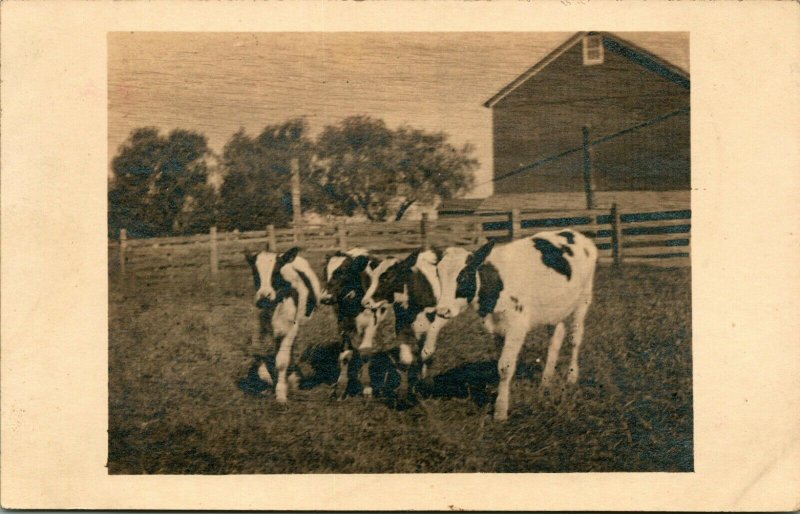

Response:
(108, 32), (688, 198)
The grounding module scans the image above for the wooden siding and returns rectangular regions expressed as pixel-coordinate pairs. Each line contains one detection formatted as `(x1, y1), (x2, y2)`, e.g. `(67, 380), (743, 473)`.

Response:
(492, 36), (689, 195)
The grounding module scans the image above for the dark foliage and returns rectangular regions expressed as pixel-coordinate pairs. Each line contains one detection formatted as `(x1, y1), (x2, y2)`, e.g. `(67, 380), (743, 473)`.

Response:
(108, 127), (215, 239)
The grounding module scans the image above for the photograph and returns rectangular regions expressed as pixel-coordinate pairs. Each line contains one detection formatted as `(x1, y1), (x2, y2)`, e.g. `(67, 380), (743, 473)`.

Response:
(107, 31), (693, 474)
(3, 1), (799, 509)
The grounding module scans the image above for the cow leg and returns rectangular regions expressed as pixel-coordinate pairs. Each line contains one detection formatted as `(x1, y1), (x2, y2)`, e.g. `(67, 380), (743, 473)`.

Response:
(252, 309), (273, 385)
(495, 326), (527, 421)
(357, 352), (373, 397)
(353, 310), (380, 397)
(273, 302), (299, 404)
(392, 328), (417, 402)
(540, 322), (566, 390)
(567, 300), (591, 384)
(333, 333), (353, 400)
(420, 315), (447, 379)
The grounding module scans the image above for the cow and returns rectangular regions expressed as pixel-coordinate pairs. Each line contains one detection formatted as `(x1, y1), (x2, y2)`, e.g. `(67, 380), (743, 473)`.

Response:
(361, 248), (449, 402)
(244, 246), (322, 404)
(320, 248), (389, 398)
(432, 229), (597, 421)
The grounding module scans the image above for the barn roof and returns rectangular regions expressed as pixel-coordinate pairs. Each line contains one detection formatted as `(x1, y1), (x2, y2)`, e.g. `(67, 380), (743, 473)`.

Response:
(484, 32), (690, 108)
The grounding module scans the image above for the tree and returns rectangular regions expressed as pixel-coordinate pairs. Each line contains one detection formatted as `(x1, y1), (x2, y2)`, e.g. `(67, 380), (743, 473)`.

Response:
(108, 127), (214, 238)
(391, 126), (477, 221)
(313, 116), (478, 221)
(217, 118), (315, 231)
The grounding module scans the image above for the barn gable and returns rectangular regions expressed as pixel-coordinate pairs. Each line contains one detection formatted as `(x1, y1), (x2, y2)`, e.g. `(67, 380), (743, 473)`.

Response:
(486, 31), (690, 197)
(485, 32), (689, 108)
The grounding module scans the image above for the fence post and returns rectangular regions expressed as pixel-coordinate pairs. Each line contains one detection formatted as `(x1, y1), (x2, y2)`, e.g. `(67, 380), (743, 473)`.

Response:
(420, 213), (430, 250)
(266, 224), (277, 252)
(582, 126), (595, 210)
(290, 157), (303, 244)
(118, 228), (127, 277)
(336, 222), (348, 251)
(473, 221), (484, 245)
(509, 208), (521, 240)
(610, 203), (623, 268)
(209, 226), (219, 275)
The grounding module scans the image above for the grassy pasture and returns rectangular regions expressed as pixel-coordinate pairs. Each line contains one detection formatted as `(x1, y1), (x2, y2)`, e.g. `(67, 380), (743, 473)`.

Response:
(108, 260), (692, 473)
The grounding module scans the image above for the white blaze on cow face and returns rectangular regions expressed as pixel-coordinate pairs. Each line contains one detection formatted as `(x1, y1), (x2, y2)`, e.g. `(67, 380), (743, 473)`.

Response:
(325, 255), (348, 283)
(254, 252), (279, 303)
(435, 247), (471, 319)
(321, 255), (347, 304)
(361, 257), (398, 309)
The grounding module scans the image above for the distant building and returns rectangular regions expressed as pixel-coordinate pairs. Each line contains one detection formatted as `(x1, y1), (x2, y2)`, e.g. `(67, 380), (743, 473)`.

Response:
(482, 31), (689, 209)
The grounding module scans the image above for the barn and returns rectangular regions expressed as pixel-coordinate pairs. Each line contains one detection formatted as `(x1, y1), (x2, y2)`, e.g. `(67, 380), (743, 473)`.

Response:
(451, 32), (690, 215)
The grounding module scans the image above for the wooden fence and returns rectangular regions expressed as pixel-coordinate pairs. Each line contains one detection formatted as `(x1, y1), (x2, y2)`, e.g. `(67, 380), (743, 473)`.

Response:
(109, 204), (690, 278)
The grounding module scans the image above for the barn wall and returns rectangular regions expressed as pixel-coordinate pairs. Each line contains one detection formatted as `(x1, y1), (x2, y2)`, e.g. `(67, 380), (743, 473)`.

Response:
(492, 38), (690, 195)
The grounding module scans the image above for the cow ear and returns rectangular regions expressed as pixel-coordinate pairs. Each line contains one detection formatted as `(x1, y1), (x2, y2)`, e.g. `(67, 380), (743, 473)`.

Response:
(277, 246), (300, 266)
(470, 241), (495, 268)
(399, 249), (421, 269)
(351, 255), (369, 273)
(244, 251), (256, 266)
(431, 246), (444, 263)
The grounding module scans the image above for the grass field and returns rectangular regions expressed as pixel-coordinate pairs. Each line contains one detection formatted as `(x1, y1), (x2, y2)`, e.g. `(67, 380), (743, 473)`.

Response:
(108, 260), (692, 473)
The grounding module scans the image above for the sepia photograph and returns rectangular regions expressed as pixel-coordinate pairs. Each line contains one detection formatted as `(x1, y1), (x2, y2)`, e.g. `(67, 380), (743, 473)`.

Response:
(108, 31), (692, 474)
(3, 1), (799, 509)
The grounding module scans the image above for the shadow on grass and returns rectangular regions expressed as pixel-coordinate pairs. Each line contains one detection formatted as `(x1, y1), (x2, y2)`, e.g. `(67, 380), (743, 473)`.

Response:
(237, 344), (536, 410)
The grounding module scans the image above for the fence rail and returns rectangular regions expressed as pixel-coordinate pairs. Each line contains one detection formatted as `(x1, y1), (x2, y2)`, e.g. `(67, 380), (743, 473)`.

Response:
(110, 204), (690, 278)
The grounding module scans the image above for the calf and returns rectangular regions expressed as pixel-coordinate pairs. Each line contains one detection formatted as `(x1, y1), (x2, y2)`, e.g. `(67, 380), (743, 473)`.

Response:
(361, 249), (449, 400)
(433, 229), (597, 421)
(245, 247), (322, 403)
(320, 248), (389, 398)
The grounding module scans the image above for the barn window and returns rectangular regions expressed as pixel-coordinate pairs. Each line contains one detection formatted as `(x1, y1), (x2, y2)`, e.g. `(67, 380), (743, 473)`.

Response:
(582, 35), (604, 65)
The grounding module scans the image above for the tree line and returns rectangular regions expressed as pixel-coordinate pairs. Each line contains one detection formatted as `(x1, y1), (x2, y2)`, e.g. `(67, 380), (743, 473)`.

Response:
(108, 116), (478, 239)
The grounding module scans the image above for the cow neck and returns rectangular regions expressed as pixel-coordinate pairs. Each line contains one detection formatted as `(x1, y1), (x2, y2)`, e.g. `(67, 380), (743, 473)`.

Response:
(392, 266), (438, 332)
(413, 254), (441, 302)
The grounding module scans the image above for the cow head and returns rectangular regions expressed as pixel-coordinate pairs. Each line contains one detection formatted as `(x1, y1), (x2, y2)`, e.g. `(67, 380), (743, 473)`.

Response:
(244, 246), (299, 308)
(435, 241), (494, 319)
(320, 249), (373, 305)
(361, 250), (421, 309)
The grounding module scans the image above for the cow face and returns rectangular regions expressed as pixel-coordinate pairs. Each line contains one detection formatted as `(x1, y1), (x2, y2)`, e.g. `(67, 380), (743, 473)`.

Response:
(245, 247), (299, 308)
(435, 242), (494, 319)
(321, 251), (372, 305)
(361, 249), (421, 309)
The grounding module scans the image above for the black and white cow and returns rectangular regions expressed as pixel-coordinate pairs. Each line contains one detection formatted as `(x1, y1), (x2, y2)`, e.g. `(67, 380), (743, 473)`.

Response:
(320, 248), (389, 398)
(432, 229), (597, 421)
(245, 247), (322, 404)
(361, 249), (449, 400)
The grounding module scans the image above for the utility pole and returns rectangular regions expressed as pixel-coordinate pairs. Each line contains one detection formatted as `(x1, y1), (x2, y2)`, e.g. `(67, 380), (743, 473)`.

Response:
(290, 157), (303, 243)
(582, 126), (595, 210)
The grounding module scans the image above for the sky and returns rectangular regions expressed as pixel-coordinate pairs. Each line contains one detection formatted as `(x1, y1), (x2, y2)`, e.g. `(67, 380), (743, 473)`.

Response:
(108, 32), (689, 198)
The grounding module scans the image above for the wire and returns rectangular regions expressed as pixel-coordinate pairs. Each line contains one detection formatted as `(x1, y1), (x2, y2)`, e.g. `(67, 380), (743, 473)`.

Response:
(473, 108), (689, 188)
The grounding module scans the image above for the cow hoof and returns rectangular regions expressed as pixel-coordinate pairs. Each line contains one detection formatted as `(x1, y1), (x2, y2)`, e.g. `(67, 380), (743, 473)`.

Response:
(566, 369), (579, 385)
(363, 386), (373, 398)
(275, 384), (288, 404)
(493, 411), (508, 422)
(288, 372), (300, 390)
